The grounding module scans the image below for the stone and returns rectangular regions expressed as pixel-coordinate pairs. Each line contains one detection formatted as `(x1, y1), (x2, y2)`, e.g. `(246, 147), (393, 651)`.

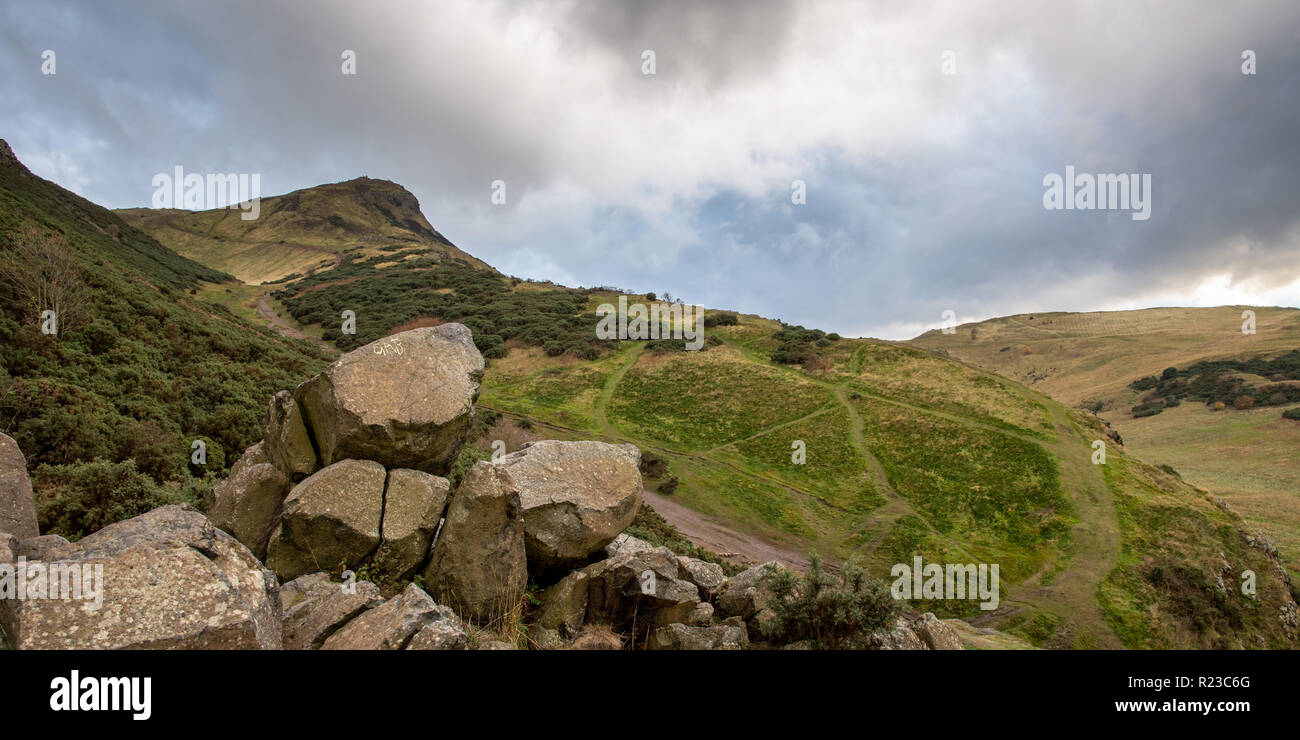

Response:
(648, 622), (748, 650)
(716, 561), (782, 619)
(266, 459), (386, 581)
(678, 557), (727, 597)
(532, 626), (565, 650)
(686, 601), (714, 626)
(583, 546), (700, 630)
(476, 640), (517, 650)
(375, 469), (449, 580)
(0, 433), (37, 540)
(16, 534), (70, 561)
(495, 440), (643, 572)
(295, 325), (484, 474)
(569, 627), (622, 650)
(263, 390), (318, 480)
(406, 619), (469, 650)
(210, 442), (290, 560)
(423, 461), (527, 623)
(0, 505), (281, 649)
(603, 533), (655, 559)
(322, 583), (461, 650)
(280, 572), (383, 650)
(535, 570), (589, 635)
(0, 531), (18, 563)
(747, 608), (780, 642)
(911, 612), (964, 650)
(869, 618), (927, 650)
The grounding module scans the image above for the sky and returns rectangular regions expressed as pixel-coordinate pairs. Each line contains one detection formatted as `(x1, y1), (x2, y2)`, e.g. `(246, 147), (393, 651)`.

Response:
(2, 0), (1298, 339)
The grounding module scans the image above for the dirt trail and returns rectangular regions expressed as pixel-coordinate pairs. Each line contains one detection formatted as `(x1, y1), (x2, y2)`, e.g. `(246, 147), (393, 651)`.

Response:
(257, 292), (337, 354)
(642, 490), (811, 571)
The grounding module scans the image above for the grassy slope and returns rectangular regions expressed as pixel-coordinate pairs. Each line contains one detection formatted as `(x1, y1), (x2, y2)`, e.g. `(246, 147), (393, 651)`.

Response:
(117, 172), (1299, 648)
(909, 307), (1300, 578)
(0, 141), (328, 537)
(117, 177), (493, 284)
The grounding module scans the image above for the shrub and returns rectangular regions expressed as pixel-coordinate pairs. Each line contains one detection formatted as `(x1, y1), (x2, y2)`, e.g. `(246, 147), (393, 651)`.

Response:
(638, 450), (668, 479)
(33, 459), (209, 540)
(703, 311), (738, 328)
(1283, 408), (1300, 421)
(1233, 395), (1255, 410)
(761, 554), (897, 649)
(657, 476), (679, 495)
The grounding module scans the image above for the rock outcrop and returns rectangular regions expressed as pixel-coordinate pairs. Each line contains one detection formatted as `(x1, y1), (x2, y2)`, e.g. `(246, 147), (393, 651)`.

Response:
(266, 460), (386, 581)
(210, 442), (290, 560)
(280, 572), (383, 650)
(0, 432), (38, 540)
(583, 546), (700, 630)
(295, 325), (484, 474)
(375, 469), (449, 580)
(263, 390), (319, 481)
(495, 440), (642, 572)
(0, 505), (280, 649)
(648, 620), (749, 650)
(322, 582), (466, 650)
(422, 461), (527, 623)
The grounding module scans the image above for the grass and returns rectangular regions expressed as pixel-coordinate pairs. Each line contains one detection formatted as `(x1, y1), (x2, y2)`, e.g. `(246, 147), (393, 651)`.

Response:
(607, 346), (831, 450)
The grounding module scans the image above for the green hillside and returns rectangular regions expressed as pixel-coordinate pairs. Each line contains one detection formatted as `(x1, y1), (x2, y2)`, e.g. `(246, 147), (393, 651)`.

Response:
(242, 233), (1299, 647)
(117, 177), (493, 285)
(0, 140), (327, 538)
(9, 140), (1296, 649)
(910, 308), (1300, 579)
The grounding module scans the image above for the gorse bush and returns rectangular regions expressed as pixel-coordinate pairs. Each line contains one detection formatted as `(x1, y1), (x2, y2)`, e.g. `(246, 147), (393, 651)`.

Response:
(33, 459), (210, 540)
(276, 258), (617, 359)
(761, 554), (898, 649)
(1127, 350), (1300, 416)
(0, 158), (325, 499)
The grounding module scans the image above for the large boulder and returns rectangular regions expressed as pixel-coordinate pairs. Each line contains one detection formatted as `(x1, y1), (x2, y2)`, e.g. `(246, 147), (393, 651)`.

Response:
(265, 460), (386, 581)
(495, 441), (643, 573)
(279, 572), (383, 650)
(0, 432), (37, 540)
(583, 546), (700, 630)
(295, 325), (484, 474)
(0, 505), (281, 649)
(375, 469), (449, 580)
(263, 391), (319, 481)
(322, 583), (465, 650)
(423, 461), (527, 623)
(648, 620), (748, 650)
(210, 442), (291, 560)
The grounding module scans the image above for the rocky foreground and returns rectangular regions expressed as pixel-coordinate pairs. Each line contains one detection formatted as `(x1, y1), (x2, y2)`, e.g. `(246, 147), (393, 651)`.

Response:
(0, 323), (961, 650)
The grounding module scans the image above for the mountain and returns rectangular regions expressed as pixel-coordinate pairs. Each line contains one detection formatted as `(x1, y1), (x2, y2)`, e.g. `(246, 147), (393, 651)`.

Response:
(117, 177), (493, 284)
(910, 308), (1300, 579)
(4, 143), (1296, 648)
(0, 140), (327, 537)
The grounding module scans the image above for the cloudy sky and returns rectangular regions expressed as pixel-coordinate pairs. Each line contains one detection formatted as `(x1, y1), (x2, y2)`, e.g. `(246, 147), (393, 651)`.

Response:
(3, 0), (1298, 338)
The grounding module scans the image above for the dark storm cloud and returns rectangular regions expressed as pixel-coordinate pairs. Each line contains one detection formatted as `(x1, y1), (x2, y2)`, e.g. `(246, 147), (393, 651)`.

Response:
(1, 0), (1297, 338)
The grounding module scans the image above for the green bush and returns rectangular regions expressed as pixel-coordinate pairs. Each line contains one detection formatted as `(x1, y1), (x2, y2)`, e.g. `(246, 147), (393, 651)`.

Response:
(33, 459), (210, 540)
(761, 554), (898, 648)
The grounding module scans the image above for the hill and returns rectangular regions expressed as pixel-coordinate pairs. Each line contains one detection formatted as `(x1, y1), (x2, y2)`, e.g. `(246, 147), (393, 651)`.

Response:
(0, 139), (328, 537)
(910, 308), (1300, 578)
(9, 144), (1297, 648)
(117, 177), (493, 284)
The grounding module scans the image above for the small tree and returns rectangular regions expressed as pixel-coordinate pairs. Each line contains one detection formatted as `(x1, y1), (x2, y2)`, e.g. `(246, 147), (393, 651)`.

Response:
(762, 554), (897, 649)
(0, 228), (90, 336)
